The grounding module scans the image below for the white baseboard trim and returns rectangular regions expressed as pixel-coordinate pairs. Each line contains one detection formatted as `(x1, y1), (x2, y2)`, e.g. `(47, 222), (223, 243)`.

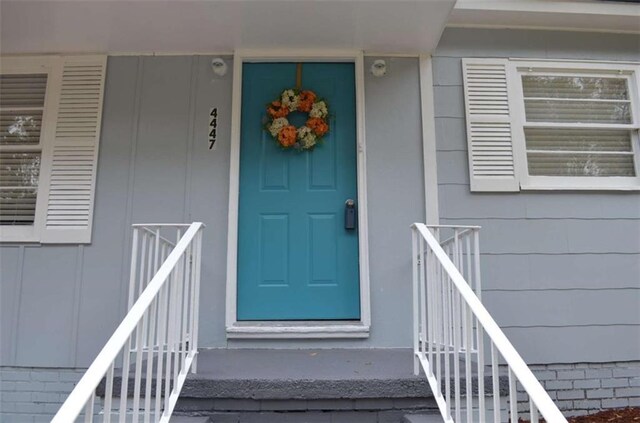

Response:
(226, 321), (370, 339)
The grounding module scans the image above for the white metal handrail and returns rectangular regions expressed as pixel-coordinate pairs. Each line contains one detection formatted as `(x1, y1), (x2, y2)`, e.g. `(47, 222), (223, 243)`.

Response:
(52, 222), (205, 423)
(412, 223), (567, 423)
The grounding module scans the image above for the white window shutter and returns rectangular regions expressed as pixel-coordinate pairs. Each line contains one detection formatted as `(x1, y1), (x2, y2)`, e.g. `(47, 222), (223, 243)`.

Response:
(40, 56), (106, 244)
(462, 58), (519, 192)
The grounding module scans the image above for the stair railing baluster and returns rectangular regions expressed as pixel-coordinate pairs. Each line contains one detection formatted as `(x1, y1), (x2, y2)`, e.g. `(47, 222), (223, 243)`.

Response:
(412, 224), (566, 423)
(52, 223), (204, 423)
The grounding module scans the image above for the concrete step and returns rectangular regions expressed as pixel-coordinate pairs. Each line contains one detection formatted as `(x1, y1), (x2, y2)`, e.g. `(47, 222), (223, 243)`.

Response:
(172, 348), (437, 421)
(104, 349), (510, 421)
(403, 413), (445, 423)
(171, 349), (438, 421)
(169, 410), (447, 423)
(170, 411), (445, 423)
(181, 348), (433, 400)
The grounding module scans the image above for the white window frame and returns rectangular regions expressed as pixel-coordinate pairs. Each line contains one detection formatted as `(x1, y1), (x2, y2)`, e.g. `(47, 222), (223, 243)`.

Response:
(508, 59), (640, 191)
(0, 57), (61, 242)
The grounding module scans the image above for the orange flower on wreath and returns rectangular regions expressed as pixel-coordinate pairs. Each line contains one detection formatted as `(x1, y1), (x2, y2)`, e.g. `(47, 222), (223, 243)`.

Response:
(267, 101), (289, 118)
(306, 117), (329, 137)
(278, 125), (297, 147)
(297, 91), (317, 113)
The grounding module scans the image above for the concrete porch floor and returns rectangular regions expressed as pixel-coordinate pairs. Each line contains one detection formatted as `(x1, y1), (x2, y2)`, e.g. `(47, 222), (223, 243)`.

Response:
(98, 348), (501, 421)
(174, 348), (440, 422)
(180, 348), (432, 400)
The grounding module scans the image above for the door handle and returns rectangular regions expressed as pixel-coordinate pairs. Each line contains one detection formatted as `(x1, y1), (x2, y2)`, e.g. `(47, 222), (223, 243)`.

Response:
(345, 199), (356, 230)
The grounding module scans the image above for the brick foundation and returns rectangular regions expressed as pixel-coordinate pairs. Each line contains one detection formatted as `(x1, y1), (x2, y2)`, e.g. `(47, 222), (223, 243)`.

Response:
(519, 361), (640, 417)
(0, 367), (85, 423)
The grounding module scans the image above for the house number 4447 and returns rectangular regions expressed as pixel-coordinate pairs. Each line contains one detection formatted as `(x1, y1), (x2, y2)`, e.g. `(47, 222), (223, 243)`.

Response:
(209, 108), (218, 149)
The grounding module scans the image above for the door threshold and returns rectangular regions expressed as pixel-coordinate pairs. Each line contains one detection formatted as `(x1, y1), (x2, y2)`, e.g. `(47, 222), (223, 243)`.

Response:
(226, 321), (370, 339)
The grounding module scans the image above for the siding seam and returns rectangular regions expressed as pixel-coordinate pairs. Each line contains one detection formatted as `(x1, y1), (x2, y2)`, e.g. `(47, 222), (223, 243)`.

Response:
(69, 245), (84, 365)
(477, 253), (640, 256)
(11, 246), (25, 365)
(442, 218), (640, 223)
(117, 57), (145, 322)
(485, 288), (640, 292)
(500, 323), (640, 329)
(183, 56), (199, 222)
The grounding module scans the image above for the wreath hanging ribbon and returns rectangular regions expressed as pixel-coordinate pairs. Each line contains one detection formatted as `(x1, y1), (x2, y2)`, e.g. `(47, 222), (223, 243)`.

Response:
(264, 88), (330, 151)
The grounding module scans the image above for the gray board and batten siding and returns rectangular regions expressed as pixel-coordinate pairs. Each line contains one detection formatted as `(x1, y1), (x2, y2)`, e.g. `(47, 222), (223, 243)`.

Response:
(0, 55), (426, 368)
(433, 28), (640, 363)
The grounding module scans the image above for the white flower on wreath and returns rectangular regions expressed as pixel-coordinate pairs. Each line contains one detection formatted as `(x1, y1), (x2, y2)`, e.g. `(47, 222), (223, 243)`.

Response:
(268, 117), (289, 137)
(309, 101), (328, 119)
(297, 126), (317, 149)
(281, 89), (299, 111)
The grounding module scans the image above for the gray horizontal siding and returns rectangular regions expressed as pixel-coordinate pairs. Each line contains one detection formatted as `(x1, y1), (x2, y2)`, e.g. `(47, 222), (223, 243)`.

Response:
(503, 326), (640, 364)
(483, 289), (640, 327)
(434, 86), (465, 118)
(440, 185), (640, 219)
(440, 218), (640, 254)
(435, 117), (467, 151)
(434, 28), (640, 363)
(480, 254), (640, 290)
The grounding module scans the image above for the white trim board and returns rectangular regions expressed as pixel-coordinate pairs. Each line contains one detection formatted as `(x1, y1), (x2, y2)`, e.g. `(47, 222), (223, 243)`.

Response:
(453, 0), (640, 16)
(224, 49), (371, 339)
(227, 322), (370, 339)
(449, 0), (640, 34)
(419, 55), (440, 225)
(446, 23), (640, 36)
(3, 52), (425, 59)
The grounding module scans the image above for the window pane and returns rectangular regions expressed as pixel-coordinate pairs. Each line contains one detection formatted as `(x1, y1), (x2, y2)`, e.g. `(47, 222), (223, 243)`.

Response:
(0, 151), (41, 225)
(524, 100), (631, 124)
(521, 73), (638, 180)
(0, 73), (48, 226)
(527, 152), (636, 177)
(0, 188), (38, 225)
(522, 76), (629, 100)
(0, 74), (47, 108)
(525, 128), (632, 152)
(0, 110), (43, 145)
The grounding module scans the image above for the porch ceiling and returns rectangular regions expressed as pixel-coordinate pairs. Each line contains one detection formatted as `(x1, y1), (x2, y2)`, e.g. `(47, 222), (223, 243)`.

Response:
(0, 0), (456, 55)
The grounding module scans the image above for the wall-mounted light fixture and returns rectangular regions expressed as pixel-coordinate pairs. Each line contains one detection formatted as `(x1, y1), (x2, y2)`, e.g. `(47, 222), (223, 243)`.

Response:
(370, 59), (387, 77)
(211, 58), (228, 77)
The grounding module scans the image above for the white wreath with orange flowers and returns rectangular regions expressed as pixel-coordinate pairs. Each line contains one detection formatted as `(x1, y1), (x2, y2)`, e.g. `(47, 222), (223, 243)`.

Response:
(264, 89), (330, 151)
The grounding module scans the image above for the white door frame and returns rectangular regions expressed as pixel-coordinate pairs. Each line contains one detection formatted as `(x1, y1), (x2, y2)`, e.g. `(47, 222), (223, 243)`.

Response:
(225, 49), (371, 338)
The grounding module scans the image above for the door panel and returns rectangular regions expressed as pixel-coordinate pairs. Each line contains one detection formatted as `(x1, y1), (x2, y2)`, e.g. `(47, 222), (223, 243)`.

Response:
(237, 62), (359, 320)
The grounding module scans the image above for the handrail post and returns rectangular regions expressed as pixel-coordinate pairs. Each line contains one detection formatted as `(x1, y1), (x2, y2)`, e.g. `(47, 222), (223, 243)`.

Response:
(412, 228), (420, 376)
(191, 230), (203, 373)
(128, 228), (139, 310)
(473, 228), (482, 300)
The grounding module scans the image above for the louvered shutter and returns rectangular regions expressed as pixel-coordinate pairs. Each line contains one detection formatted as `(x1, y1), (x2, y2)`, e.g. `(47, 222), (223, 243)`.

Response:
(462, 59), (519, 192)
(40, 56), (106, 244)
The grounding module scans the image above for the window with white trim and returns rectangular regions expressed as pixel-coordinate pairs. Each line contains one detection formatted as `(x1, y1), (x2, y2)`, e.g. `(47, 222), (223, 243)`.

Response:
(462, 59), (640, 191)
(0, 73), (47, 227)
(0, 56), (106, 243)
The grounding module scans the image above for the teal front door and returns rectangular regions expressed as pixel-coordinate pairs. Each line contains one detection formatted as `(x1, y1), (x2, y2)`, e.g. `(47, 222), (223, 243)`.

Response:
(237, 62), (360, 321)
